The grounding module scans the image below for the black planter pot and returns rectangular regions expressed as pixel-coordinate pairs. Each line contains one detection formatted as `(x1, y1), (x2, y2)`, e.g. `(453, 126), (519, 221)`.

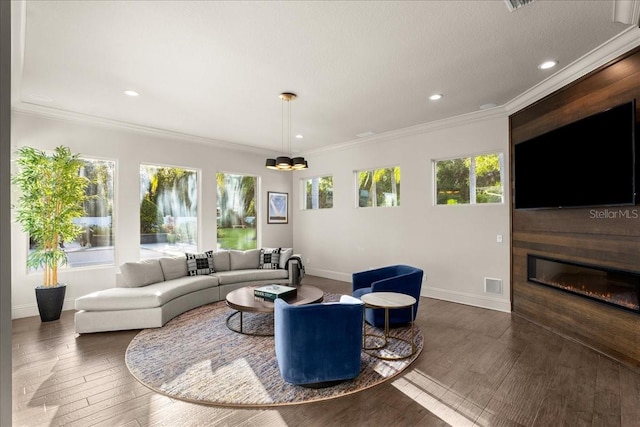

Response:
(35, 284), (66, 322)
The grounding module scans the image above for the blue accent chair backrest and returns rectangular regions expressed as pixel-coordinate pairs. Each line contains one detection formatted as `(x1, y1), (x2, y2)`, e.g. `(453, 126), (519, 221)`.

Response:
(274, 295), (364, 387)
(352, 264), (424, 328)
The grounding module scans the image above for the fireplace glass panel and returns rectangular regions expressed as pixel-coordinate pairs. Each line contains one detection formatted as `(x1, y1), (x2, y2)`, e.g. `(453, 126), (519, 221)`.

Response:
(527, 255), (640, 314)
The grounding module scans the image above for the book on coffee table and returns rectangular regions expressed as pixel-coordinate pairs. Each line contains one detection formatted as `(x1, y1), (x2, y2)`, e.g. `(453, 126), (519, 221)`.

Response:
(254, 285), (297, 301)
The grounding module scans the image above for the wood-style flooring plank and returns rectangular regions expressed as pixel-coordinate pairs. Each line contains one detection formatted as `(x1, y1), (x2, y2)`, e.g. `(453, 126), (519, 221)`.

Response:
(619, 365), (640, 427)
(11, 275), (638, 427)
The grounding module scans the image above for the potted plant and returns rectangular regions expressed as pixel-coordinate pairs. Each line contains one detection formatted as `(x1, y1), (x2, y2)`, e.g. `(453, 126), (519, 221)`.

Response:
(12, 145), (89, 322)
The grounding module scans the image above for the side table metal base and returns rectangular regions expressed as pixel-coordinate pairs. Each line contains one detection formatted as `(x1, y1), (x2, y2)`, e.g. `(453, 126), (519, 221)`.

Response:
(226, 311), (274, 336)
(360, 292), (418, 361)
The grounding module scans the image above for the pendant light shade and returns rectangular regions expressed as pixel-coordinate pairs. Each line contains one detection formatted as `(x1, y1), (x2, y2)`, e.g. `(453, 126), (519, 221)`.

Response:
(292, 157), (307, 169)
(266, 92), (308, 171)
(265, 158), (278, 170)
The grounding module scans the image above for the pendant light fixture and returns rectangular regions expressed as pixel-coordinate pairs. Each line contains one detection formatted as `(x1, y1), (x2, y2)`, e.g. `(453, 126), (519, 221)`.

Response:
(266, 92), (308, 171)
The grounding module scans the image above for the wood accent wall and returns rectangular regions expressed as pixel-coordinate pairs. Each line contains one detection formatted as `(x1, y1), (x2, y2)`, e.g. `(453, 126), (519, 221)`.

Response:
(510, 46), (640, 370)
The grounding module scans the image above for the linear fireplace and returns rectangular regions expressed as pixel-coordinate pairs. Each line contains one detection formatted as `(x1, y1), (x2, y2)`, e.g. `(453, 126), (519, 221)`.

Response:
(527, 255), (640, 314)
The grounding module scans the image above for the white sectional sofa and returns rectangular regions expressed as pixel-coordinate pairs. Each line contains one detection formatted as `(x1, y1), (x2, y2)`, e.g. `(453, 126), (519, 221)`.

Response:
(74, 248), (301, 333)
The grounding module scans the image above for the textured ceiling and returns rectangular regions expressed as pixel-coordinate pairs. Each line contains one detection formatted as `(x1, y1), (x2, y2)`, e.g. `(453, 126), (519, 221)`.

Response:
(11, 1), (635, 154)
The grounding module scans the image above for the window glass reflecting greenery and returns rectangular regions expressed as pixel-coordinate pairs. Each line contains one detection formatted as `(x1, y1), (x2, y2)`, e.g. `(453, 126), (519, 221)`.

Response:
(436, 158), (469, 204)
(32, 158), (116, 269)
(303, 176), (333, 209)
(436, 153), (503, 205)
(217, 173), (257, 250)
(140, 165), (198, 258)
(357, 167), (400, 207)
(475, 154), (504, 203)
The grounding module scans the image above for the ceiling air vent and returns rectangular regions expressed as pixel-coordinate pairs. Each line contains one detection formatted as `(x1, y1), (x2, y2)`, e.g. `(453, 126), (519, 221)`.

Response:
(504, 0), (535, 12)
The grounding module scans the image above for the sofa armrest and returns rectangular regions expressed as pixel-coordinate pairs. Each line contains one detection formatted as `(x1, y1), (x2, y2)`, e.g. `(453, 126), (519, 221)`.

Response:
(287, 256), (301, 285)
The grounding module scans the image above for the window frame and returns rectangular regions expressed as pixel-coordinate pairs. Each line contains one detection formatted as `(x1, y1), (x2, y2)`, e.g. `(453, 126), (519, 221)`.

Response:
(26, 155), (118, 273)
(355, 165), (401, 208)
(433, 151), (505, 206)
(139, 162), (200, 259)
(301, 175), (334, 210)
(216, 171), (260, 250)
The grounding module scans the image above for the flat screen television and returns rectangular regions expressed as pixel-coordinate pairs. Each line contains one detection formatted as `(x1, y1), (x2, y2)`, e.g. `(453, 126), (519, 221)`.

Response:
(514, 100), (637, 210)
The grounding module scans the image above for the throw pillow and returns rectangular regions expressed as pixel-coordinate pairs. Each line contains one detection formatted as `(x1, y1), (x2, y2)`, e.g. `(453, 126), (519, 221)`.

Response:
(120, 259), (164, 288)
(229, 249), (260, 270)
(279, 247), (293, 269)
(212, 250), (230, 272)
(185, 250), (215, 276)
(259, 247), (281, 270)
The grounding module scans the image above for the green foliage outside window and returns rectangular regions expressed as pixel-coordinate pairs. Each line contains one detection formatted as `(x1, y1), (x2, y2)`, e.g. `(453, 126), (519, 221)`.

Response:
(358, 167), (400, 207)
(304, 176), (333, 209)
(140, 165), (198, 248)
(436, 153), (503, 205)
(216, 172), (257, 250)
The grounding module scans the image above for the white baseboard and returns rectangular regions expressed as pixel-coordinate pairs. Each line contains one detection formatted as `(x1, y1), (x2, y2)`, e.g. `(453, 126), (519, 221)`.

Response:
(12, 298), (75, 319)
(306, 268), (511, 314)
(305, 267), (351, 283)
(423, 286), (511, 313)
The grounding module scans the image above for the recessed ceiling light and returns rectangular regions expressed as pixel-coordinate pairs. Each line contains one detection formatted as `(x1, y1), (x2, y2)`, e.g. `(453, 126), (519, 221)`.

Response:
(123, 90), (139, 97)
(429, 94), (443, 101)
(538, 60), (558, 70)
(295, 134), (303, 139)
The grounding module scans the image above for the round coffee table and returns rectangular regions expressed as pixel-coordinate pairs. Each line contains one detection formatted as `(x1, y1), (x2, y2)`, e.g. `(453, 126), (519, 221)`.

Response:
(225, 285), (324, 335)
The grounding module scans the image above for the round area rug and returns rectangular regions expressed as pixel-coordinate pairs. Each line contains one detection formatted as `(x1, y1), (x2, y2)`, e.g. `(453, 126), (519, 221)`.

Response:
(125, 293), (423, 407)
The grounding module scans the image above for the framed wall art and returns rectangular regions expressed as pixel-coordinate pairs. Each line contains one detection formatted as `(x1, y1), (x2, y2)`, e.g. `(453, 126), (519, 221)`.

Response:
(267, 191), (288, 224)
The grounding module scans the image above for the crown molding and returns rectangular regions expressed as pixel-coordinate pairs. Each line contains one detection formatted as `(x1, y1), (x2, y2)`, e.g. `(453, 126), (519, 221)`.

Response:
(11, 102), (273, 156)
(303, 106), (508, 156)
(306, 27), (640, 157)
(11, 3), (640, 159)
(505, 25), (640, 115)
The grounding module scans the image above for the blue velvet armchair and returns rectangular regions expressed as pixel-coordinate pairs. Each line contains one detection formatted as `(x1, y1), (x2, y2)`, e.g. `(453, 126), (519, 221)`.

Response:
(352, 264), (424, 328)
(274, 295), (364, 387)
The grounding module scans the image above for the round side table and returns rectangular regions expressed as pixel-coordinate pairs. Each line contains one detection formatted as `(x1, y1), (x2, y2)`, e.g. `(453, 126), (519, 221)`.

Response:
(360, 291), (417, 360)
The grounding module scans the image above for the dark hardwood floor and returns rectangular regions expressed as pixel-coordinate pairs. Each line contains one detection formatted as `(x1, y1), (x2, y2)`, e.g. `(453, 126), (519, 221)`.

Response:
(12, 276), (640, 426)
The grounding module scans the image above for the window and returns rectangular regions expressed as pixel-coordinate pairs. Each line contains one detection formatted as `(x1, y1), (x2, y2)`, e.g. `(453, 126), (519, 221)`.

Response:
(435, 153), (504, 205)
(216, 172), (257, 250)
(303, 176), (333, 209)
(140, 164), (198, 259)
(357, 167), (400, 207)
(34, 158), (116, 269)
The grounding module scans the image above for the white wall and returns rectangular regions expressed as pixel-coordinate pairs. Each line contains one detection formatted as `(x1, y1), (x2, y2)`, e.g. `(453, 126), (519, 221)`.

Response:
(11, 112), (294, 318)
(11, 109), (511, 318)
(293, 113), (511, 312)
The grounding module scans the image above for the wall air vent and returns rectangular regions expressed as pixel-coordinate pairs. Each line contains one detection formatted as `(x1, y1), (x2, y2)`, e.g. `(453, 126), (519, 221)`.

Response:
(504, 0), (535, 12)
(484, 277), (503, 295)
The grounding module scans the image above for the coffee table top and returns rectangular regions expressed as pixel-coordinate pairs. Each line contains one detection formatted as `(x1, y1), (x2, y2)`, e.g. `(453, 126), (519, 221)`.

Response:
(360, 292), (416, 309)
(226, 285), (324, 313)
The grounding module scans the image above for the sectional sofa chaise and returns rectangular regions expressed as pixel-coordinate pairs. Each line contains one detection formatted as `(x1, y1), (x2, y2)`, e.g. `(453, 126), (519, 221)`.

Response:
(74, 248), (301, 333)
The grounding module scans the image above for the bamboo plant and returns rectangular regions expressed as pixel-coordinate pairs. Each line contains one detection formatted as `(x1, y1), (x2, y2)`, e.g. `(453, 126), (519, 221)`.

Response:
(12, 146), (88, 287)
